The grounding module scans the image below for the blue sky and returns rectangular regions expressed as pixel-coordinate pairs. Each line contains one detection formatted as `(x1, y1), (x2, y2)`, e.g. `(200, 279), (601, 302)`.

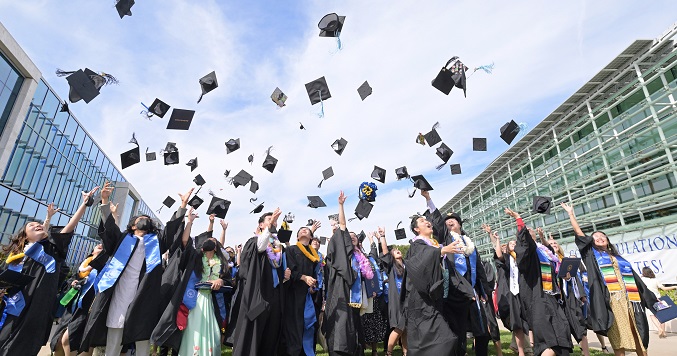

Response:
(1, 0), (676, 250)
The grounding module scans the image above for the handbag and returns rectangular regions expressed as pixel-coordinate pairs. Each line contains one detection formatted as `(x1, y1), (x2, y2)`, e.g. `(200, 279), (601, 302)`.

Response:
(432, 57), (459, 95)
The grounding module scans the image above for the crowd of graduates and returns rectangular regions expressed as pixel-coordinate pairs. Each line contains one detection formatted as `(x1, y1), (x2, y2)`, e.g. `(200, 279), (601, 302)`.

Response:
(0, 182), (667, 356)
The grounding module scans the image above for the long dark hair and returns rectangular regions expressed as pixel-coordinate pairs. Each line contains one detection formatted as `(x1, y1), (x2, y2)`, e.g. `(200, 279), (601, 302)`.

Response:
(592, 231), (618, 255)
(193, 239), (230, 280)
(125, 215), (159, 235)
(1, 225), (30, 263)
(391, 248), (405, 277)
(642, 267), (656, 279)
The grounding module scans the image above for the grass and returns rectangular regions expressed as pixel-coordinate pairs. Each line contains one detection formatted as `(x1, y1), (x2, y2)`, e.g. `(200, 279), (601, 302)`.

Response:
(215, 330), (608, 355)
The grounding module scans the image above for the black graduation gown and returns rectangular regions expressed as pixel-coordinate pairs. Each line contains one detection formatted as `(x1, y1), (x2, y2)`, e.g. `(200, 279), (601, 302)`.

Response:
(324, 228), (360, 356)
(494, 253), (528, 333)
(575, 234), (658, 348)
(515, 225), (572, 356)
(560, 274), (587, 343)
(151, 235), (232, 351)
(231, 235), (285, 356)
(0, 227), (73, 356)
(481, 260), (500, 342)
(79, 208), (184, 351)
(402, 240), (457, 356)
(283, 244), (319, 355)
(379, 252), (404, 331)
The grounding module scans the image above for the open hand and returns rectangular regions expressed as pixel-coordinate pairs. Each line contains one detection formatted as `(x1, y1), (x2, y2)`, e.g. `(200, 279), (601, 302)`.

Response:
(338, 191), (346, 205)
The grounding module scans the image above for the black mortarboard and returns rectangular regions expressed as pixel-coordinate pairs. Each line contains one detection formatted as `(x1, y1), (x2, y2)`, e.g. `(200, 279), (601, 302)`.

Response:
(371, 166), (386, 183)
(262, 147), (278, 173)
(186, 157), (198, 172)
(320, 236), (327, 245)
(450, 164), (462, 175)
(435, 143), (453, 170)
(277, 229), (292, 244)
(250, 180), (259, 194)
(115, 0), (134, 18)
(63, 69), (99, 103)
(193, 174), (206, 186)
(307, 196), (326, 208)
(394, 221), (407, 240)
(328, 214), (339, 221)
(318, 167), (334, 188)
(120, 146), (140, 169)
(305, 77), (332, 105)
(354, 199), (373, 220)
(331, 137), (348, 155)
(166, 109), (195, 130)
(188, 195), (204, 209)
(532, 196), (553, 214)
(162, 196), (176, 208)
(0, 269), (34, 290)
(197, 71), (218, 103)
(248, 154), (254, 164)
(473, 138), (487, 151)
(145, 148), (156, 161)
(223, 170), (231, 178)
(299, 122), (306, 130)
(149, 98), (170, 118)
(206, 196), (231, 219)
(395, 166), (409, 180)
(271, 87), (287, 107)
(500, 120), (520, 145)
(225, 138), (240, 154)
(163, 142), (179, 165)
(423, 122), (442, 147)
(357, 230), (366, 243)
(250, 202), (265, 214)
(60, 101), (69, 113)
(411, 175), (433, 191)
(231, 170), (253, 188)
(318, 13), (345, 37)
(357, 81), (372, 101)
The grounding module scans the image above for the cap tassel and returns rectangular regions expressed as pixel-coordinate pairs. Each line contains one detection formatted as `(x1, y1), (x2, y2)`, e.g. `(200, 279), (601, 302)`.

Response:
(435, 162), (447, 170)
(197, 93), (204, 104)
(208, 189), (215, 197)
(223, 170), (231, 178)
(250, 198), (257, 203)
(156, 206), (164, 214)
(317, 90), (325, 118)
(397, 221), (402, 229)
(55, 69), (76, 77)
(473, 62), (494, 74)
(129, 133), (138, 146)
(98, 72), (119, 86)
(517, 122), (528, 139)
(431, 121), (440, 131)
(140, 102), (153, 120)
(336, 31), (342, 50)
(317, 179), (324, 188)
(407, 188), (418, 198)
(348, 217), (358, 222)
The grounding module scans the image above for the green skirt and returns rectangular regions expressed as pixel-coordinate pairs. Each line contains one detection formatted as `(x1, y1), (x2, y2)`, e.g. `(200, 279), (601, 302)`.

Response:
(179, 289), (221, 356)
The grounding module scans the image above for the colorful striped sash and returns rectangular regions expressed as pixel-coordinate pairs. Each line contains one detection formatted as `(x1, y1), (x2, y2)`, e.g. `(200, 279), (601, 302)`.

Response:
(593, 249), (640, 302)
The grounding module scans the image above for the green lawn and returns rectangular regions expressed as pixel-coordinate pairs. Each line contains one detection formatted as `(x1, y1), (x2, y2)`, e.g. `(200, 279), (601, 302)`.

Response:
(215, 330), (607, 355)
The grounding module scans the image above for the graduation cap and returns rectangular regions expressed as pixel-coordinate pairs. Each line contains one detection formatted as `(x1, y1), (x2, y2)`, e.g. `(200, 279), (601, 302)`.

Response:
(223, 170), (231, 178)
(193, 174), (206, 186)
(450, 164), (462, 175)
(120, 146), (140, 170)
(115, 0), (134, 18)
(166, 109), (195, 130)
(187, 195), (204, 209)
(299, 122), (306, 130)
(394, 221), (407, 240)
(250, 180), (259, 194)
(395, 166), (409, 180)
(305, 77), (332, 105)
(230, 170), (253, 188)
(163, 142), (179, 165)
(277, 229), (292, 244)
(145, 148), (156, 161)
(0, 269), (34, 290)
(250, 198), (265, 214)
(283, 212), (295, 224)
(206, 195), (231, 219)
(149, 98), (170, 118)
(473, 138), (487, 151)
(320, 236), (327, 245)
(431, 57), (467, 96)
(59, 101), (69, 113)
(56, 68), (118, 104)
(262, 147), (278, 173)
(186, 158), (198, 172)
(409, 175), (433, 198)
(197, 71), (218, 103)
(422, 122), (442, 147)
(307, 196), (326, 208)
(318, 166), (334, 188)
(500, 120), (520, 145)
(328, 214), (339, 221)
(225, 138), (240, 154)
(371, 166), (386, 183)
(532, 196), (553, 214)
(156, 196), (176, 213)
(435, 143), (453, 170)
(331, 137), (348, 155)
(354, 199), (373, 220)
(357, 230), (367, 243)
(318, 13), (345, 37)
(357, 81), (372, 101)
(271, 87), (287, 107)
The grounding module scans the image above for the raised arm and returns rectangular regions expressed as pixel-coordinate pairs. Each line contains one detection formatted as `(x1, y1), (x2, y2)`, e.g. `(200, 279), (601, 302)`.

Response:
(44, 203), (59, 230)
(99, 181), (115, 225)
(207, 214), (215, 233)
(561, 202), (584, 236)
(257, 208), (281, 252)
(219, 220), (228, 246)
(378, 226), (389, 256)
(182, 208), (197, 248)
(338, 191), (347, 231)
(61, 187), (99, 234)
(536, 227), (549, 247)
(483, 224), (503, 260)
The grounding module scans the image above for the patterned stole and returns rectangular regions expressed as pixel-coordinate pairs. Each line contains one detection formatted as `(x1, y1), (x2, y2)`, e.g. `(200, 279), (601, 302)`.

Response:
(535, 247), (557, 294)
(593, 249), (640, 302)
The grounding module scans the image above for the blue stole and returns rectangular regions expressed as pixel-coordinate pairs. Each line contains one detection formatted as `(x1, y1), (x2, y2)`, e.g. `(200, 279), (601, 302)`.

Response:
(76, 269), (99, 311)
(368, 256), (384, 296)
(182, 271), (201, 310)
(452, 236), (477, 287)
(303, 293), (317, 355)
(313, 262), (324, 293)
(349, 254), (363, 308)
(25, 241), (56, 273)
(97, 233), (161, 293)
(395, 272), (403, 295)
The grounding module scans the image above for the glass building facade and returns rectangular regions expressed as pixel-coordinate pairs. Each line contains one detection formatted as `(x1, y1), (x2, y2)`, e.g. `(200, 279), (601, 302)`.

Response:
(440, 34), (677, 260)
(0, 40), (158, 268)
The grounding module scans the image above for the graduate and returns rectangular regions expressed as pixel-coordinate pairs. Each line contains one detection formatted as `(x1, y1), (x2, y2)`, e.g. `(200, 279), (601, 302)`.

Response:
(480, 259), (503, 356)
(324, 191), (362, 356)
(377, 233), (407, 356)
(402, 212), (468, 355)
(231, 208), (290, 356)
(0, 187), (98, 356)
(283, 224), (322, 356)
(79, 182), (187, 356)
(504, 207), (572, 356)
(310, 235), (328, 352)
(562, 202), (657, 356)
(484, 224), (528, 356)
(421, 191), (489, 356)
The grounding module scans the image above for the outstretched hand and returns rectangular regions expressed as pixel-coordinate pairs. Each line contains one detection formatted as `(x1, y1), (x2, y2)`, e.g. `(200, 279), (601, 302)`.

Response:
(560, 202), (574, 214)
(179, 188), (195, 207)
(504, 207), (520, 219)
(101, 181), (114, 204)
(220, 220), (228, 230)
(187, 208), (198, 223)
(338, 191), (346, 205)
(47, 203), (60, 219)
(481, 223), (492, 234)
(82, 186), (99, 205)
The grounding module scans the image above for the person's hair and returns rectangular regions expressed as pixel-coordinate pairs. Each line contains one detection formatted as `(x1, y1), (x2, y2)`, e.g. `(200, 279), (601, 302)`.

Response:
(258, 212), (273, 225)
(642, 267), (656, 279)
(193, 238), (230, 278)
(592, 230), (619, 255)
(1, 224), (31, 262)
(125, 215), (158, 234)
(311, 237), (321, 245)
(410, 216), (421, 234)
(548, 238), (566, 259)
(391, 248), (405, 276)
